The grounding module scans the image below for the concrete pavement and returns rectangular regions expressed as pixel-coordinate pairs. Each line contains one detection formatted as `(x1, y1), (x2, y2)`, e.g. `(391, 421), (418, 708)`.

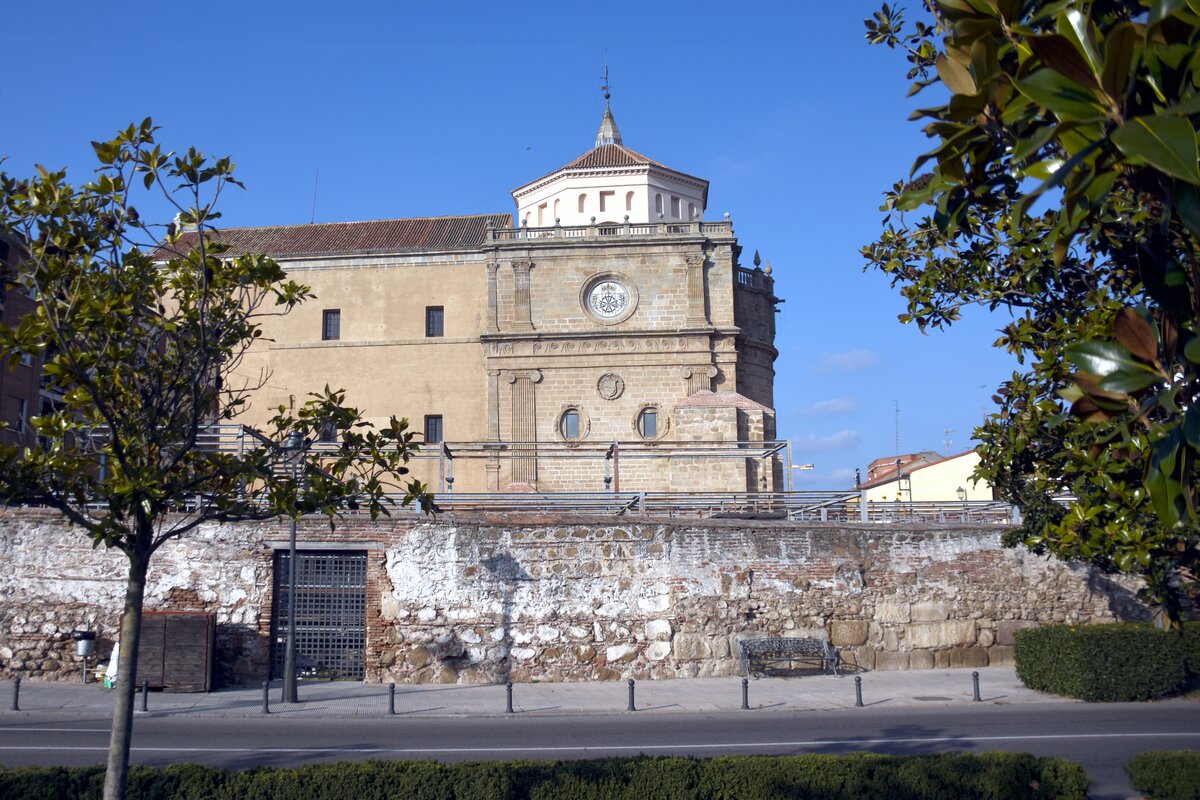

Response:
(5, 665), (1076, 719)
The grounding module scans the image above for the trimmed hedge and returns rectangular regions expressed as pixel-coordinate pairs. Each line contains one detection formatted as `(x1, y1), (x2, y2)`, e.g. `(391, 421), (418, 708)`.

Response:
(0, 753), (1089, 800)
(1014, 623), (1186, 701)
(1182, 624), (1200, 677)
(1125, 751), (1200, 800)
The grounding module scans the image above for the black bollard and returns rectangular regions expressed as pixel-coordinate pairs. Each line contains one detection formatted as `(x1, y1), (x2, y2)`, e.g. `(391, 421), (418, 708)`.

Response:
(854, 675), (863, 708)
(505, 681), (514, 714)
(262, 680), (270, 714)
(10, 677), (19, 711)
(741, 677), (749, 710)
(389, 683), (396, 715)
(972, 670), (981, 702)
(140, 680), (149, 713)
(627, 679), (636, 712)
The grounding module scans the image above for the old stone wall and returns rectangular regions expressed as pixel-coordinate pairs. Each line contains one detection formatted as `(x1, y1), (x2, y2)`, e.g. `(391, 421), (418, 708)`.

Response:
(0, 508), (1142, 685)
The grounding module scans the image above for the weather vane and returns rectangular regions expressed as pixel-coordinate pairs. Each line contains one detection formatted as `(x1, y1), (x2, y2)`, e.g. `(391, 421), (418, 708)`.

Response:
(601, 63), (611, 100)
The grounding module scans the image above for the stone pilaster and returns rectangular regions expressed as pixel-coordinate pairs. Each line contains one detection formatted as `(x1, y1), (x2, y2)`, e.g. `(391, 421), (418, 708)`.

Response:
(487, 370), (501, 441)
(485, 261), (500, 333)
(511, 260), (534, 332)
(507, 369), (542, 484)
(685, 253), (708, 326)
(681, 365), (718, 395)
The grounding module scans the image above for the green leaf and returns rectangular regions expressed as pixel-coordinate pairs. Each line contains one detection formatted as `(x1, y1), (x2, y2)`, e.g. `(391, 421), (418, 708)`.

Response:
(1184, 406), (1200, 450)
(1149, 0), (1189, 26)
(1028, 34), (1100, 89)
(1112, 114), (1200, 184)
(1015, 68), (1106, 121)
(1066, 340), (1144, 376)
(1184, 335), (1200, 364)
(1098, 369), (1161, 393)
(937, 54), (978, 95)
(1099, 22), (1136, 99)
(1146, 429), (1186, 527)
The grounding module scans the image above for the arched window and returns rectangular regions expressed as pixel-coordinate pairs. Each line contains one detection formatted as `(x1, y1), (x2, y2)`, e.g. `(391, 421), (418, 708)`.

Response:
(637, 407), (658, 439)
(559, 408), (583, 441)
(688, 203), (696, 220)
(625, 191), (634, 211)
(655, 194), (664, 216)
(578, 193), (587, 213)
(553, 198), (560, 221)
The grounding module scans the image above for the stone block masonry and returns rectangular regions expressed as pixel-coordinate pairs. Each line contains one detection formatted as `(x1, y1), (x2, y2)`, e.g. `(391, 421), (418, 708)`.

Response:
(0, 508), (1143, 685)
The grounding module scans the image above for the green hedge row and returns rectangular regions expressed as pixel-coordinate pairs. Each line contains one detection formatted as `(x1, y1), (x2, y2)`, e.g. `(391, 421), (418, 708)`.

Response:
(0, 753), (1089, 800)
(1014, 624), (1187, 701)
(1125, 751), (1200, 800)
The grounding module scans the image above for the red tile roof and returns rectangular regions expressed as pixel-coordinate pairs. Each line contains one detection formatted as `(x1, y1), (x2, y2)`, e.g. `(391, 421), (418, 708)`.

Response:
(517, 144), (709, 195)
(153, 213), (511, 260)
(675, 391), (772, 411)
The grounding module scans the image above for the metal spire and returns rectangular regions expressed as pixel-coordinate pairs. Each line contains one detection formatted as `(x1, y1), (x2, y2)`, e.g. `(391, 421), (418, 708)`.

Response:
(595, 65), (623, 148)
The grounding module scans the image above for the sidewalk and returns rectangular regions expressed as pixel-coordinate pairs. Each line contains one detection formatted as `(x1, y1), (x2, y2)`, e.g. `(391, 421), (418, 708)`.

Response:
(6, 666), (1075, 718)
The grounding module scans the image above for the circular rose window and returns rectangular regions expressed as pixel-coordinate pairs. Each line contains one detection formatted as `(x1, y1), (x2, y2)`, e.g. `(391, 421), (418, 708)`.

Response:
(587, 279), (629, 319)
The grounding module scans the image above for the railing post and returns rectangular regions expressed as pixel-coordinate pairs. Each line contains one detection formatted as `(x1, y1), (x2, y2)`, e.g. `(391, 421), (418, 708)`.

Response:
(860, 493), (869, 522)
(637, 492), (645, 513)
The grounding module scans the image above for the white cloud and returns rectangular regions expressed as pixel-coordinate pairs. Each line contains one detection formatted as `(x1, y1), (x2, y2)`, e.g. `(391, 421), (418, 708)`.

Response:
(798, 397), (858, 416)
(792, 430), (861, 452)
(815, 349), (881, 373)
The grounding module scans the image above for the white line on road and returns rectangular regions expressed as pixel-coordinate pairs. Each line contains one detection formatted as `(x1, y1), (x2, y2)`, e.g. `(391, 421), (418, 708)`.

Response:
(1, 731), (1198, 755)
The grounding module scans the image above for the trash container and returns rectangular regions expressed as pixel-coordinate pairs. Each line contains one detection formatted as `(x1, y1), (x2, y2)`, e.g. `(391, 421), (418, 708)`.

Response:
(72, 630), (96, 658)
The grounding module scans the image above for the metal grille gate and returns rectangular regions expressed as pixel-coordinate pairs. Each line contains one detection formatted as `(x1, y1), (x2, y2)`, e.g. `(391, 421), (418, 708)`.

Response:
(270, 550), (367, 680)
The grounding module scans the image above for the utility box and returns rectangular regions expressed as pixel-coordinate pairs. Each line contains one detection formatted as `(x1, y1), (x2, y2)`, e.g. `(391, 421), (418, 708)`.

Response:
(135, 611), (215, 692)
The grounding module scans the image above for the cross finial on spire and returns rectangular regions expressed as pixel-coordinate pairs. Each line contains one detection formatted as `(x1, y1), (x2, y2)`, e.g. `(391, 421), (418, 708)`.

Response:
(595, 63), (623, 148)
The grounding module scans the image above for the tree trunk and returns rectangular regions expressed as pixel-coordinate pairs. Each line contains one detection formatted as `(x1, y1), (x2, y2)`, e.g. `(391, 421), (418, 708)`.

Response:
(103, 550), (148, 800)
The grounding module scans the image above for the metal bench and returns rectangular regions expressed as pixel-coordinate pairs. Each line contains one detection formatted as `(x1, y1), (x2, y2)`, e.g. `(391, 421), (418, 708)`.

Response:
(738, 637), (840, 678)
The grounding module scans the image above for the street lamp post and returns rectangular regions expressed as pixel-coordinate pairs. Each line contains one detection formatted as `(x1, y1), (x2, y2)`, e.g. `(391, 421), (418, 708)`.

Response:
(283, 431), (305, 704)
(787, 463), (814, 493)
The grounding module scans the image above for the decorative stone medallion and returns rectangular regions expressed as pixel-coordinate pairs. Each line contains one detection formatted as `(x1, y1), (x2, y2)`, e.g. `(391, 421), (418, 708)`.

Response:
(596, 373), (625, 401)
(587, 279), (629, 319)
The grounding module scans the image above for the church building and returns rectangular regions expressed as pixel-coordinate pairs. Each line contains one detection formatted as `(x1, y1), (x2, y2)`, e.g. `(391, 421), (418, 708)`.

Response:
(200, 97), (783, 494)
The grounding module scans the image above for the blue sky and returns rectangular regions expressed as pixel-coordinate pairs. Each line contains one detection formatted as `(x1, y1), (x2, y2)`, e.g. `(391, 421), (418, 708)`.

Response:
(2, 1), (1017, 488)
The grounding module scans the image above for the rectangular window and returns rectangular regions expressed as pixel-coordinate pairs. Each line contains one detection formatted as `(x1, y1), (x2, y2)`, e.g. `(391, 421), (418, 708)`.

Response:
(322, 309), (340, 341)
(670, 196), (681, 218)
(424, 415), (443, 444)
(11, 397), (27, 434)
(425, 306), (444, 337)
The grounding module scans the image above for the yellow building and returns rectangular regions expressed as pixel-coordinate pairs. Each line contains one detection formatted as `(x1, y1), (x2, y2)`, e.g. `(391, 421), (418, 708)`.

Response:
(171, 101), (783, 493)
(859, 450), (992, 503)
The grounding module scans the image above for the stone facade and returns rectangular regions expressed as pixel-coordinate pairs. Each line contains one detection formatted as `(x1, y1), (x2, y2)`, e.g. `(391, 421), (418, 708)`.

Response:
(194, 106), (782, 493)
(0, 508), (1143, 685)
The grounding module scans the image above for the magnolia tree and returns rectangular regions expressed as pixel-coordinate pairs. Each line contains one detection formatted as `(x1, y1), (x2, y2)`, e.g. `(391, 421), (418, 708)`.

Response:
(863, 0), (1200, 624)
(0, 120), (431, 800)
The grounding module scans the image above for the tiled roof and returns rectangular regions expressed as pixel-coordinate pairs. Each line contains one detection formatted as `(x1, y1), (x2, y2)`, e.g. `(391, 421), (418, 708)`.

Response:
(675, 391), (772, 411)
(152, 213), (511, 260)
(517, 144), (709, 194)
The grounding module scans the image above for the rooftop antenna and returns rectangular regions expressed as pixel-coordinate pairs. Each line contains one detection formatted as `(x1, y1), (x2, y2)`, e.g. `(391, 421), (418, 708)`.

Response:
(309, 166), (320, 224)
(943, 427), (954, 453)
(894, 400), (900, 457)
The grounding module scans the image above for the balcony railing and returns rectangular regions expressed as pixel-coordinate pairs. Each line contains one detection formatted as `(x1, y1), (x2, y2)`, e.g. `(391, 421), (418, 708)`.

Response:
(485, 219), (733, 242)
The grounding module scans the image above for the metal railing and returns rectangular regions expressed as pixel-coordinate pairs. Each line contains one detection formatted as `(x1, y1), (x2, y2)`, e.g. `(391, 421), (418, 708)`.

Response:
(484, 219), (734, 242)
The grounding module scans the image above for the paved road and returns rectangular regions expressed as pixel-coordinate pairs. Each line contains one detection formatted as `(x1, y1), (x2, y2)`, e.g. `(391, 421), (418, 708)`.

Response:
(2, 703), (1198, 799)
